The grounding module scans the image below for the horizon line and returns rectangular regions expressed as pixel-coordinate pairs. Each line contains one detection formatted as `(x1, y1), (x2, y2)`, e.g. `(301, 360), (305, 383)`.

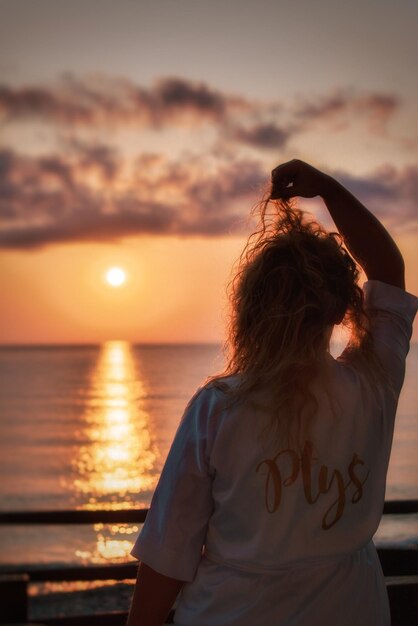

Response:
(0, 340), (224, 349)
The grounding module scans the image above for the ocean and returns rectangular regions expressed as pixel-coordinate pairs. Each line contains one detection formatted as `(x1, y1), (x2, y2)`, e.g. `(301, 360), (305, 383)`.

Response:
(0, 341), (417, 574)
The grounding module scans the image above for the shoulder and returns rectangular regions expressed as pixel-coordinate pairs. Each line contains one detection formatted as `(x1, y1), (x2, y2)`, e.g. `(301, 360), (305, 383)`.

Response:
(181, 375), (242, 434)
(363, 280), (417, 364)
(205, 374), (241, 394)
(181, 376), (238, 421)
(363, 280), (418, 319)
(335, 281), (417, 400)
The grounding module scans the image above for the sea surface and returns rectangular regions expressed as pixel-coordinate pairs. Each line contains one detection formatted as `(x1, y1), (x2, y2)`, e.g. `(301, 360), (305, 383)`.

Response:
(0, 341), (417, 573)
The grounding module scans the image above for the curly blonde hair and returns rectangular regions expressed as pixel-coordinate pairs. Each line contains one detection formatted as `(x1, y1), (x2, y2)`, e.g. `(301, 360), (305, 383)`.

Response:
(212, 195), (385, 448)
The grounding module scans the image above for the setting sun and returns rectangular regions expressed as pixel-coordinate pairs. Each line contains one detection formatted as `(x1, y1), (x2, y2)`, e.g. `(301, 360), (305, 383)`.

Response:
(105, 267), (126, 287)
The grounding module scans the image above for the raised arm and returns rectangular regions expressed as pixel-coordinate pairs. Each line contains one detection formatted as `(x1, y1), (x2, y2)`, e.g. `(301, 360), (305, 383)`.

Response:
(271, 159), (405, 289)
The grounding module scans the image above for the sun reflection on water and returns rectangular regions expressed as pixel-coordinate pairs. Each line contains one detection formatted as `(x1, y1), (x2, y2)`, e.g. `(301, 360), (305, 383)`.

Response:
(73, 341), (157, 562)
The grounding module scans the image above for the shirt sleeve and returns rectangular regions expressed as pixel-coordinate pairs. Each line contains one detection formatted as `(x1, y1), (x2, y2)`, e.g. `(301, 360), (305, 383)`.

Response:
(362, 280), (418, 394)
(130, 386), (217, 581)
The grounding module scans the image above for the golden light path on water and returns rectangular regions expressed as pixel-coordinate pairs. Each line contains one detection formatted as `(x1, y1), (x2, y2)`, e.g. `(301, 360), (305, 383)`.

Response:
(73, 341), (157, 563)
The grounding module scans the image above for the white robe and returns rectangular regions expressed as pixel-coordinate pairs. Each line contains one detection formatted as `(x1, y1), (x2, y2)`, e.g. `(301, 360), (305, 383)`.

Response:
(131, 281), (417, 626)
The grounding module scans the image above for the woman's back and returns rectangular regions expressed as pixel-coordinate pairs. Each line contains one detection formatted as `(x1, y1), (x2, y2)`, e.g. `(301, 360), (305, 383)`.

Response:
(127, 161), (417, 626)
(134, 280), (416, 625)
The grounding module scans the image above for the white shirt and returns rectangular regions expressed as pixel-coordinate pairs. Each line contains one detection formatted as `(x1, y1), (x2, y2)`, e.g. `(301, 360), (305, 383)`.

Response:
(131, 281), (417, 626)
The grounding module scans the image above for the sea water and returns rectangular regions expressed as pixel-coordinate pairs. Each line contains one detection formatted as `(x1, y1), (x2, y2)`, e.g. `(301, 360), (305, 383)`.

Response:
(0, 342), (417, 570)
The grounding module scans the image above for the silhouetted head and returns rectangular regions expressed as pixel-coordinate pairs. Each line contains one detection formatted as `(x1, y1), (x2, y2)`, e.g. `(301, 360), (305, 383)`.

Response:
(219, 196), (377, 447)
(230, 198), (365, 362)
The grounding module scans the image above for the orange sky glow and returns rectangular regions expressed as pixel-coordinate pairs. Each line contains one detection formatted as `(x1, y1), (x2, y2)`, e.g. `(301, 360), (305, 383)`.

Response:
(1, 0), (417, 344)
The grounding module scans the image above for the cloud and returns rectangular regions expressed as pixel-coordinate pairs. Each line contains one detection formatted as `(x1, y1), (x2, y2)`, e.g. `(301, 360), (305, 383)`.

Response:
(229, 122), (290, 149)
(356, 94), (400, 134)
(0, 147), (267, 249)
(65, 139), (119, 181)
(0, 75), (412, 250)
(334, 165), (418, 226)
(296, 93), (348, 122)
(153, 77), (229, 121)
(0, 75), (401, 144)
(1, 143), (417, 250)
(295, 90), (400, 135)
(0, 74), (247, 129)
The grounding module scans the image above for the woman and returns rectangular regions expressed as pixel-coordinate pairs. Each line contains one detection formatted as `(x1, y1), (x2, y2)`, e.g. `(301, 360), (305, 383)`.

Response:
(127, 160), (417, 625)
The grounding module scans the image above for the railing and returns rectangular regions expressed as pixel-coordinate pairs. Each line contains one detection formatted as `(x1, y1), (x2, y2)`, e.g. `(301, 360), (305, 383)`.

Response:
(0, 502), (417, 626)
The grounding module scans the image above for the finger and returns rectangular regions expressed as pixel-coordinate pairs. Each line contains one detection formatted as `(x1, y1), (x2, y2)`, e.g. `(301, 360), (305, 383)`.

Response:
(270, 191), (293, 200)
(271, 174), (297, 198)
(271, 176), (296, 193)
(270, 184), (298, 200)
(271, 159), (300, 181)
(271, 175), (294, 195)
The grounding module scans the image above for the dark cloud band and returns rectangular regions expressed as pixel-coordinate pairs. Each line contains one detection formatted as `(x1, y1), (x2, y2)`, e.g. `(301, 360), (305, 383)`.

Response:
(0, 145), (417, 249)
(0, 75), (400, 143)
(0, 75), (412, 249)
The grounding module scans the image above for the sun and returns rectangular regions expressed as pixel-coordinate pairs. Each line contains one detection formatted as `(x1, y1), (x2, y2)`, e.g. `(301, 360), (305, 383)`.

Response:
(105, 267), (126, 287)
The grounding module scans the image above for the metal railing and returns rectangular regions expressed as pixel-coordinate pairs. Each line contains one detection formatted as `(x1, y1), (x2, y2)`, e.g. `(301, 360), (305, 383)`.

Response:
(0, 502), (417, 626)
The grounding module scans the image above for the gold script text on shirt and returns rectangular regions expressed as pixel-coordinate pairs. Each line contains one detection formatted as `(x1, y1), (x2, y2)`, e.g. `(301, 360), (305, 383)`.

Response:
(256, 440), (369, 530)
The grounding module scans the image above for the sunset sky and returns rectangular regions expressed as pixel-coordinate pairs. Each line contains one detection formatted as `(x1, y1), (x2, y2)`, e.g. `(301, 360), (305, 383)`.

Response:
(1, 0), (417, 344)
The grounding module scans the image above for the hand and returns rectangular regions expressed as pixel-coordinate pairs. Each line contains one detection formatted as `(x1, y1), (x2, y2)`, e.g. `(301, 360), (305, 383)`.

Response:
(270, 159), (332, 200)
(270, 160), (405, 289)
